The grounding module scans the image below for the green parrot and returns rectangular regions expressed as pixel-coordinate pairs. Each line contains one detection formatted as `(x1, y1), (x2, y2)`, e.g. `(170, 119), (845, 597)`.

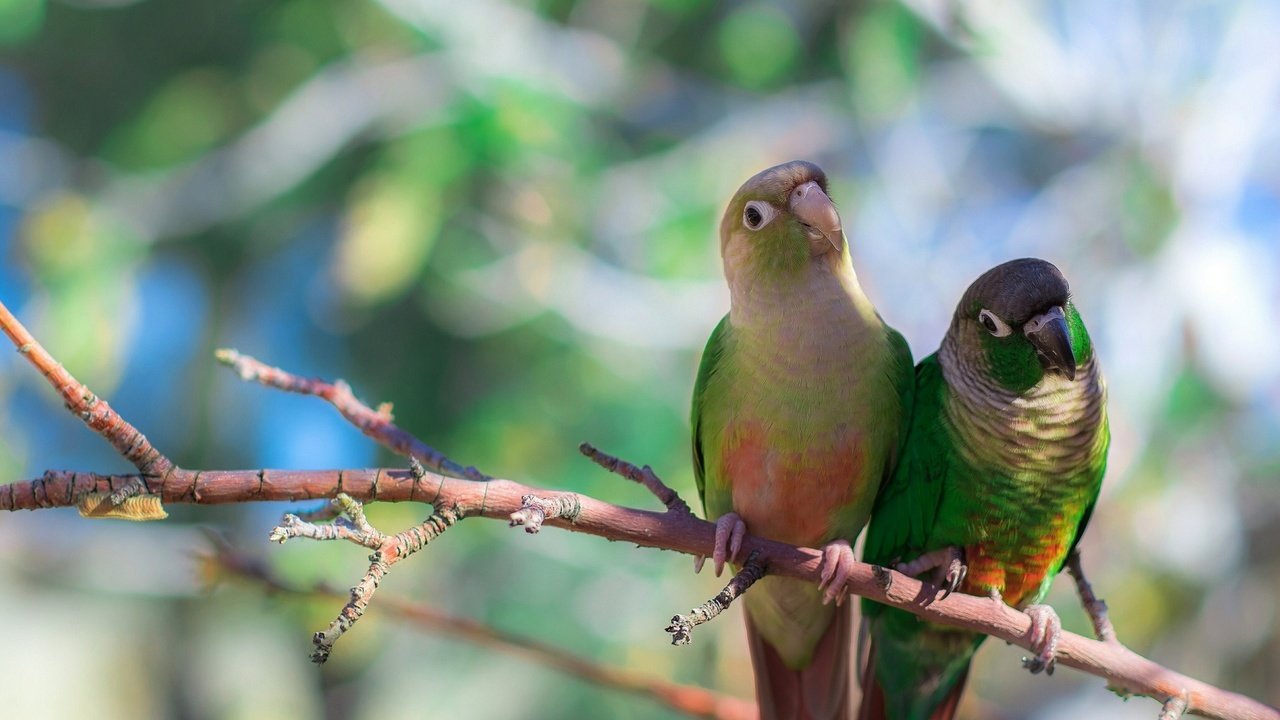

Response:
(691, 161), (913, 719)
(858, 258), (1110, 720)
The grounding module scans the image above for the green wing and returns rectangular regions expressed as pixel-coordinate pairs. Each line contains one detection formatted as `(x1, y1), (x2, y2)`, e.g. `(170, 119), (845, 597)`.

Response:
(1066, 412), (1111, 560)
(690, 315), (731, 514)
(862, 353), (950, 575)
(882, 326), (916, 477)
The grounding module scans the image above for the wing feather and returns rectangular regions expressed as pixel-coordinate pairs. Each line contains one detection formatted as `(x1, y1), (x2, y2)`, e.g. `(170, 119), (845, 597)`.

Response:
(862, 354), (950, 575)
(691, 315), (731, 513)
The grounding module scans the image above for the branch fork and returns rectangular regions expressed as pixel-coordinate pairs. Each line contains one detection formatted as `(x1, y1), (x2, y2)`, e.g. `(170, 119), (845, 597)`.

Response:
(270, 491), (468, 663)
(578, 442), (693, 516)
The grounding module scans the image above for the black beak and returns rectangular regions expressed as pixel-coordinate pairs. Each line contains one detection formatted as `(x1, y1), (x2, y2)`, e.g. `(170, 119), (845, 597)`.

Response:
(1023, 306), (1076, 381)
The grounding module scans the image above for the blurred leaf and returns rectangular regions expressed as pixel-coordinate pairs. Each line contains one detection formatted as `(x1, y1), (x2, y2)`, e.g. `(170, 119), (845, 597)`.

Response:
(647, 0), (710, 16)
(102, 68), (241, 171)
(716, 3), (800, 90)
(846, 2), (923, 118)
(18, 192), (143, 391)
(1122, 155), (1179, 257)
(0, 0), (42, 46)
(333, 176), (442, 305)
(268, 0), (346, 62)
(244, 42), (319, 113)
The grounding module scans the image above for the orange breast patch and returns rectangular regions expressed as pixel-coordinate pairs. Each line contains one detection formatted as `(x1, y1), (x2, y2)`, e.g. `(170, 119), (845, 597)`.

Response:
(963, 539), (1067, 607)
(720, 421), (868, 548)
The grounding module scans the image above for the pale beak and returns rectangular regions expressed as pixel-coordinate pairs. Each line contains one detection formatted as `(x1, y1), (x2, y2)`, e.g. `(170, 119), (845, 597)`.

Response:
(789, 181), (843, 253)
(1023, 306), (1076, 380)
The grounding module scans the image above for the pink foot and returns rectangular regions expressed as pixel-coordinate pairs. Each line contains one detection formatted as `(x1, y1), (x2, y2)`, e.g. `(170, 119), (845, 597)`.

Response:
(1022, 604), (1062, 675)
(895, 546), (967, 599)
(693, 512), (748, 577)
(819, 539), (856, 606)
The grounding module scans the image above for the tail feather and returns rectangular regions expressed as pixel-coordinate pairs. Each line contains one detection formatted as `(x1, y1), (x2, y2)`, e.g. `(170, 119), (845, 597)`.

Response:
(746, 603), (852, 720)
(856, 632), (971, 720)
(928, 671), (967, 720)
(856, 644), (885, 720)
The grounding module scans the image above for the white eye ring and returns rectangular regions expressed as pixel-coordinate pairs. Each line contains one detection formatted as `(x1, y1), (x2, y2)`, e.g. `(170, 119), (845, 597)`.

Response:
(978, 309), (1013, 337)
(742, 201), (777, 231)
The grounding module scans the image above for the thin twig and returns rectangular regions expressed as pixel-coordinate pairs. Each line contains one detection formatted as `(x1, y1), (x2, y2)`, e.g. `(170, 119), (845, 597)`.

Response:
(0, 301), (173, 487)
(1067, 549), (1118, 644)
(579, 441), (692, 515)
(270, 492), (467, 663)
(667, 552), (767, 646)
(216, 348), (487, 481)
(202, 538), (757, 720)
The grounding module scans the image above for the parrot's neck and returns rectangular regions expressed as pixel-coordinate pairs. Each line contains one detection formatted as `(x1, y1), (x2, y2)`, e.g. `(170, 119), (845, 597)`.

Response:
(727, 254), (880, 337)
(937, 331), (1107, 474)
(722, 256), (887, 415)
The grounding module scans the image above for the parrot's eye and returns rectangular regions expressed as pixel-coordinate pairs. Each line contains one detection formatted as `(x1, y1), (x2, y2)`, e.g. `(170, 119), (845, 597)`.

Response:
(742, 201), (775, 231)
(978, 309), (1013, 337)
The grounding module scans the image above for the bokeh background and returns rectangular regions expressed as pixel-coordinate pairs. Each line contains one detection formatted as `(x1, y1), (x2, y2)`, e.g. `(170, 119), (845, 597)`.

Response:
(1, 0), (1278, 718)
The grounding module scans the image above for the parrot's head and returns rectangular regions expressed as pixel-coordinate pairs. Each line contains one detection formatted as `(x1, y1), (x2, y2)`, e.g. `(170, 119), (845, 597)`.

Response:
(719, 160), (847, 288)
(951, 258), (1093, 393)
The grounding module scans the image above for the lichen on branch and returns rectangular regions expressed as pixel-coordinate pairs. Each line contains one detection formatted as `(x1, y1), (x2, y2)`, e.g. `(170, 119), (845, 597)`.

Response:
(270, 489), (468, 663)
(667, 552), (767, 646)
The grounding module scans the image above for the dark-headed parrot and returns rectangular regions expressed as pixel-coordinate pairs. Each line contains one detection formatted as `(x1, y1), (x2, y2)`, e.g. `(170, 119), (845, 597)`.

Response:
(859, 258), (1109, 720)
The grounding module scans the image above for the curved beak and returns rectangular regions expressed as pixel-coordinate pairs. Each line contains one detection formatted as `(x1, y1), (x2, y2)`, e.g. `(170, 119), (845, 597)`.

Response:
(789, 181), (843, 253)
(1023, 306), (1076, 381)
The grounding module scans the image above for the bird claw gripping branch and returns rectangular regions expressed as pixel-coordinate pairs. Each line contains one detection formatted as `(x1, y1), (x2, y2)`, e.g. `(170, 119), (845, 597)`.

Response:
(1021, 604), (1063, 675)
(894, 546), (968, 602)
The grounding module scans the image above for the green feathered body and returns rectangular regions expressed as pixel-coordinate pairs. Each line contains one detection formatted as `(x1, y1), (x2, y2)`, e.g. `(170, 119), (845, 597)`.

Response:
(694, 255), (912, 668)
(691, 161), (914, 719)
(860, 286), (1109, 720)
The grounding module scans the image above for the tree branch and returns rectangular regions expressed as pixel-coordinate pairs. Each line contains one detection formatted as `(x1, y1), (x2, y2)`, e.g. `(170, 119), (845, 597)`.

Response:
(215, 349), (487, 481)
(1, 299), (1276, 720)
(0, 301), (173, 488)
(5, 464), (1275, 720)
(666, 552), (767, 647)
(268, 487), (469, 663)
(201, 536), (757, 720)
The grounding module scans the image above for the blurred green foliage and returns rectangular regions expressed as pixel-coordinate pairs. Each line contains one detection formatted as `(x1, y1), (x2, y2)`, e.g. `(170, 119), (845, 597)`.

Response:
(1, 1), (1278, 719)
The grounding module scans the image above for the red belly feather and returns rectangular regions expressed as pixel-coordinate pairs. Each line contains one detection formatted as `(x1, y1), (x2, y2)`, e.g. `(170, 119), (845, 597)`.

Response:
(721, 421), (866, 549)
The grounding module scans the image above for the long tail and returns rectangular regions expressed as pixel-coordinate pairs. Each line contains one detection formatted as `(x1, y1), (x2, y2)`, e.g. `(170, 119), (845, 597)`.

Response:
(856, 643), (967, 720)
(745, 602), (852, 720)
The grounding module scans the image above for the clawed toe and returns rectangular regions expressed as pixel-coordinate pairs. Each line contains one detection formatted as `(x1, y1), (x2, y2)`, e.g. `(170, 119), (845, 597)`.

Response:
(895, 546), (967, 601)
(818, 539), (856, 606)
(1021, 604), (1062, 675)
(711, 513), (748, 577)
(940, 552), (968, 600)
